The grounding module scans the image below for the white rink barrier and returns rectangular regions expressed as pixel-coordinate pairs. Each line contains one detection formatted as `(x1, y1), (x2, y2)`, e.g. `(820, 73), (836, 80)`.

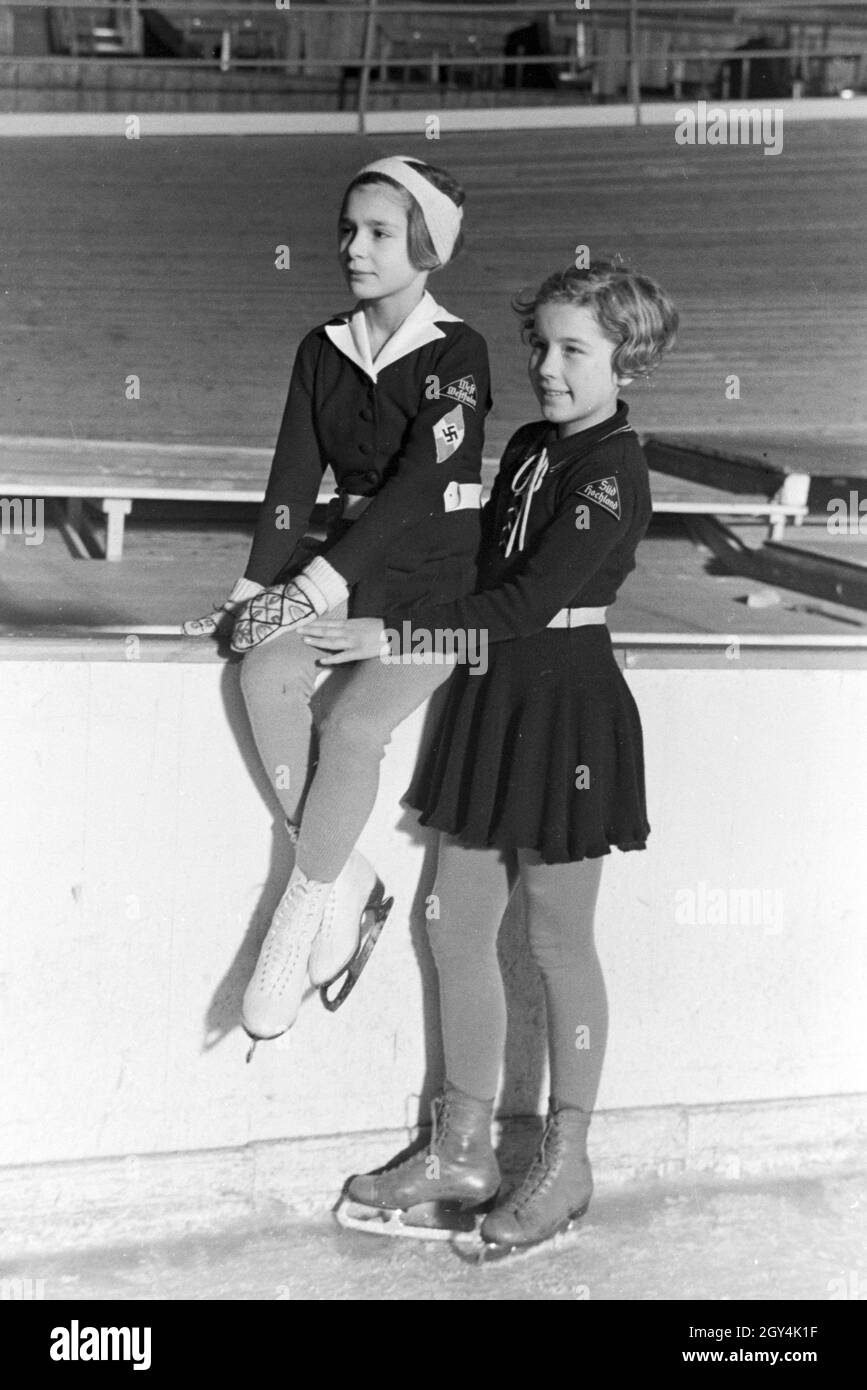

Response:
(1, 642), (866, 1232)
(0, 97), (865, 138)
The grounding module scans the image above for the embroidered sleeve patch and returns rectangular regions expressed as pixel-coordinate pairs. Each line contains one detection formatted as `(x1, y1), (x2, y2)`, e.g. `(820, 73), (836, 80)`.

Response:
(575, 475), (621, 520)
(442, 375), (478, 411)
(433, 404), (465, 462)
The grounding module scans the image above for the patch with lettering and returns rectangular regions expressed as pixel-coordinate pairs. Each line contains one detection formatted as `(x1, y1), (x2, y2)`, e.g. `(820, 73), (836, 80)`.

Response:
(442, 375), (478, 411)
(433, 404), (465, 462)
(575, 475), (621, 520)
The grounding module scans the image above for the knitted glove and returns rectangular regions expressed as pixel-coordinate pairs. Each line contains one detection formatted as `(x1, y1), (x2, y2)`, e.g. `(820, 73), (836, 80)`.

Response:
(230, 557), (349, 653)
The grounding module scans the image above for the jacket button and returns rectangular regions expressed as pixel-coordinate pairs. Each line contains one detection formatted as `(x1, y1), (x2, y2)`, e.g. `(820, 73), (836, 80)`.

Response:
(365, 470), (378, 484)
(359, 408), (373, 421)
(358, 442), (372, 455)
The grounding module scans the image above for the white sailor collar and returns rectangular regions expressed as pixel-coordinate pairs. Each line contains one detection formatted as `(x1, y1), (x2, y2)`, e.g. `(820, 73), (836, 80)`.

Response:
(324, 290), (462, 382)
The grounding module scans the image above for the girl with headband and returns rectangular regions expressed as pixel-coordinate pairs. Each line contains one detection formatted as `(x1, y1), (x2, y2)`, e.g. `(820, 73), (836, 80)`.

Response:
(184, 157), (491, 1055)
(306, 259), (678, 1256)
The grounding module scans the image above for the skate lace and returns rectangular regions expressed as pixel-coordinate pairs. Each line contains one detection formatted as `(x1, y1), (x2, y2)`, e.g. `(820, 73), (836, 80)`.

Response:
(254, 876), (326, 988)
(430, 1093), (451, 1149)
(507, 1119), (565, 1214)
(385, 1092), (452, 1180)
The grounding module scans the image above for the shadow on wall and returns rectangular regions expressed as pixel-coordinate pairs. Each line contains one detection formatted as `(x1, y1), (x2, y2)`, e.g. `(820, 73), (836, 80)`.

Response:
(202, 654), (550, 1133)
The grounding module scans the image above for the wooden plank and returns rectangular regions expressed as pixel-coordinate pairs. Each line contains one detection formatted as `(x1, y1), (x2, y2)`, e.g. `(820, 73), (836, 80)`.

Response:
(615, 632), (867, 648)
(646, 432), (866, 523)
(645, 436), (786, 498)
(0, 439), (804, 517)
(646, 434), (866, 483)
(623, 648), (867, 670)
(767, 535), (867, 566)
(688, 515), (867, 611)
(0, 480), (268, 502)
(0, 437), (272, 494)
(648, 467), (799, 511)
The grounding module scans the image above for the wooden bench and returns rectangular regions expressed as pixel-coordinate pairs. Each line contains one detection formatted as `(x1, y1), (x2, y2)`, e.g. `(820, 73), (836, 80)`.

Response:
(0, 434), (812, 561)
(643, 435), (855, 540)
(0, 437), (272, 561)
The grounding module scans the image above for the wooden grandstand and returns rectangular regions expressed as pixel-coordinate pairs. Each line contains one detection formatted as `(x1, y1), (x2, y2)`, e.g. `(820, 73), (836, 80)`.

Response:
(2, 2), (866, 110)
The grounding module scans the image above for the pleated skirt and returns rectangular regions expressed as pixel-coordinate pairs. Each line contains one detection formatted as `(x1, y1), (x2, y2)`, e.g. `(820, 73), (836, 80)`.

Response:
(406, 625), (650, 864)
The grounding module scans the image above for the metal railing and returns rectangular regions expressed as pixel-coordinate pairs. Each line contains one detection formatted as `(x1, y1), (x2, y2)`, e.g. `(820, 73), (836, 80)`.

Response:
(5, 1), (867, 128)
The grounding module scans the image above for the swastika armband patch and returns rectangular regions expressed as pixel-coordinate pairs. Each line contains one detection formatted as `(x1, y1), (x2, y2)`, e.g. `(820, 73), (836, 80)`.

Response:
(575, 475), (622, 520)
(442, 375), (478, 411)
(433, 404), (465, 462)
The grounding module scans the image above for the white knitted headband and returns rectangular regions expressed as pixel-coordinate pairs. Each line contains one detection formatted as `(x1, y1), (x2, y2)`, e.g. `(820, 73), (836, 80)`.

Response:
(357, 156), (463, 266)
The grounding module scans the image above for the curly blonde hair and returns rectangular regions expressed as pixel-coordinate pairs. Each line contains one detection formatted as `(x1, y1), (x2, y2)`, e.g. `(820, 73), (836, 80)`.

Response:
(513, 259), (679, 378)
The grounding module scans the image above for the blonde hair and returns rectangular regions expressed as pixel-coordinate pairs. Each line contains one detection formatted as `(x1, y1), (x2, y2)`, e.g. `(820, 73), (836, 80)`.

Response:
(513, 259), (679, 377)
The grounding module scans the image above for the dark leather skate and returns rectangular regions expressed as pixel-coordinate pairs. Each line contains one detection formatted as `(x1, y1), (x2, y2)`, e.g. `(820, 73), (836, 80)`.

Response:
(480, 1103), (593, 1252)
(339, 1084), (500, 1236)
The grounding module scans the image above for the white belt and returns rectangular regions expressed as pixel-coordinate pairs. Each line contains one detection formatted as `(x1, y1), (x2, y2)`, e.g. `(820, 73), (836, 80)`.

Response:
(443, 481), (483, 513)
(340, 482), (483, 520)
(547, 607), (608, 628)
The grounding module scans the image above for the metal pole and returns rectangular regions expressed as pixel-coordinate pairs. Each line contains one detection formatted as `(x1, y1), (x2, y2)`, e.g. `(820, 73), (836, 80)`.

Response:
(357, 0), (378, 137)
(628, 0), (641, 125)
(129, 0), (143, 54)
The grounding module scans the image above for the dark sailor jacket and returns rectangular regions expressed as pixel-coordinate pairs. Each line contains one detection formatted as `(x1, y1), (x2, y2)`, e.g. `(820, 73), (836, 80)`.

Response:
(243, 291), (492, 617)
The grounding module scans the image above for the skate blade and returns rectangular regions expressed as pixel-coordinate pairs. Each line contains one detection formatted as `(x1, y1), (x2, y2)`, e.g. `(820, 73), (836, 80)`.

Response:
(242, 982), (316, 1061)
(451, 1205), (590, 1266)
(241, 1023), (288, 1063)
(336, 1198), (479, 1241)
(320, 894), (394, 1013)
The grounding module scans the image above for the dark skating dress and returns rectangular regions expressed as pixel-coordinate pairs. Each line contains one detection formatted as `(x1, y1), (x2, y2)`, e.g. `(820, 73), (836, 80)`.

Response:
(383, 401), (652, 865)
